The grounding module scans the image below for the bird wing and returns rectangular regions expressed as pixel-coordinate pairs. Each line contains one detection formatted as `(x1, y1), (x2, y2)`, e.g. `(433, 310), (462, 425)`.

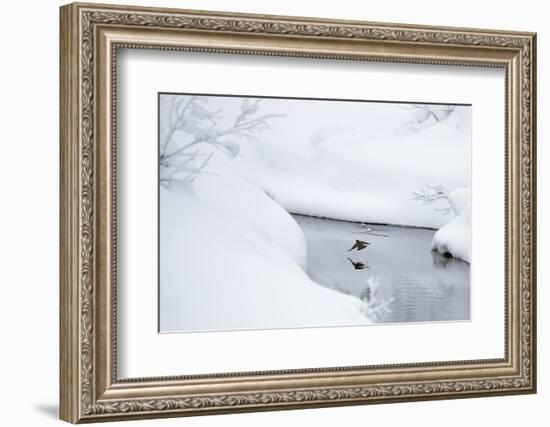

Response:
(356, 240), (369, 250)
(348, 242), (358, 251)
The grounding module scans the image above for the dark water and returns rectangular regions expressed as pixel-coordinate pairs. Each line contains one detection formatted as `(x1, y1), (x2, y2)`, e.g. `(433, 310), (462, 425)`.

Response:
(293, 214), (470, 324)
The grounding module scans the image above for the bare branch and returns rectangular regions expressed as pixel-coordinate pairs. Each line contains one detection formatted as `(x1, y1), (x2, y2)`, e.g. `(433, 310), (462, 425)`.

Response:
(401, 104), (457, 132)
(160, 96), (283, 185)
(412, 183), (453, 215)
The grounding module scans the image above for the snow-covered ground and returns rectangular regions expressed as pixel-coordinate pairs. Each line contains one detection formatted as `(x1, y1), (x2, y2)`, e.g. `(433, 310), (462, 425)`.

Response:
(160, 174), (368, 332)
(233, 99), (470, 230)
(159, 95), (471, 331)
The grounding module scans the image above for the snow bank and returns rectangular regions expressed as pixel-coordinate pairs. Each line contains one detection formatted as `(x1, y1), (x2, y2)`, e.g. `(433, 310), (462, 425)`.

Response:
(160, 172), (368, 332)
(430, 188), (471, 263)
(239, 108), (470, 229)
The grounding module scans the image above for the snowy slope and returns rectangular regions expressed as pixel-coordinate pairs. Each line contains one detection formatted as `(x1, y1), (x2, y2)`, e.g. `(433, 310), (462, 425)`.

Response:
(239, 109), (470, 229)
(160, 174), (369, 332)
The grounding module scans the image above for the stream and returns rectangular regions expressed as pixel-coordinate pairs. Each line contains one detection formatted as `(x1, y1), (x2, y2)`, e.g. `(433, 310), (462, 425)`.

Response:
(293, 214), (470, 324)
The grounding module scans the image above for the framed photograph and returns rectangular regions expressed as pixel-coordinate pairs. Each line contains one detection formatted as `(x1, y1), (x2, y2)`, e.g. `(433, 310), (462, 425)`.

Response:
(60, 2), (537, 423)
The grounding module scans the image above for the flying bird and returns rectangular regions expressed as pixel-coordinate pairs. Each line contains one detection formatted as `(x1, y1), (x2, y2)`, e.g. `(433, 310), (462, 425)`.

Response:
(346, 258), (368, 270)
(348, 239), (370, 252)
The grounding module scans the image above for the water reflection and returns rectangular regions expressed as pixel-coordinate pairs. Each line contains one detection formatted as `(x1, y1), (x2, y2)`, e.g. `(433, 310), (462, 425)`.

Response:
(346, 257), (368, 270)
(293, 214), (470, 324)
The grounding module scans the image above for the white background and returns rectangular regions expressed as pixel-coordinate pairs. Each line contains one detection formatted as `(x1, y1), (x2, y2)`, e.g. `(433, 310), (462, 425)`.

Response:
(118, 50), (504, 377)
(0, 0), (545, 426)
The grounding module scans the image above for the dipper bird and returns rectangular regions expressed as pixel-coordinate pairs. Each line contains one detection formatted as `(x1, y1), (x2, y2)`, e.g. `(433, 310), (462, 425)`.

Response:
(346, 258), (368, 270)
(348, 239), (370, 252)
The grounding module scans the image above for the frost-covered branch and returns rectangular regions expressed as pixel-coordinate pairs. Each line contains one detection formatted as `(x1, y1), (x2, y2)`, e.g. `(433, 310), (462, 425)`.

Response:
(401, 104), (456, 133)
(358, 277), (394, 321)
(412, 183), (449, 203)
(161, 96), (214, 154)
(160, 96), (283, 186)
(412, 183), (454, 215)
(160, 150), (216, 185)
(330, 277), (394, 322)
(222, 99), (284, 139)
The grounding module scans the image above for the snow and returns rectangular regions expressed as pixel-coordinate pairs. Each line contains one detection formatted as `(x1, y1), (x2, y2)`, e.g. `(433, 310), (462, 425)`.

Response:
(161, 96), (470, 230)
(236, 105), (470, 230)
(431, 188), (471, 263)
(160, 172), (369, 332)
(159, 96), (471, 331)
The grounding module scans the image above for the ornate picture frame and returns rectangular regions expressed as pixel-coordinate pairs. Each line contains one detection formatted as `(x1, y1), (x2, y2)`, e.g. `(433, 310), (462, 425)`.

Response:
(60, 2), (536, 423)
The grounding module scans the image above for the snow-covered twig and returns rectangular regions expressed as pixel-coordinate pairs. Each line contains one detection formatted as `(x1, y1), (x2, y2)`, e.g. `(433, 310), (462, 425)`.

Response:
(160, 96), (283, 185)
(412, 183), (449, 203)
(359, 277), (394, 321)
(412, 183), (454, 216)
(400, 104), (456, 133)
